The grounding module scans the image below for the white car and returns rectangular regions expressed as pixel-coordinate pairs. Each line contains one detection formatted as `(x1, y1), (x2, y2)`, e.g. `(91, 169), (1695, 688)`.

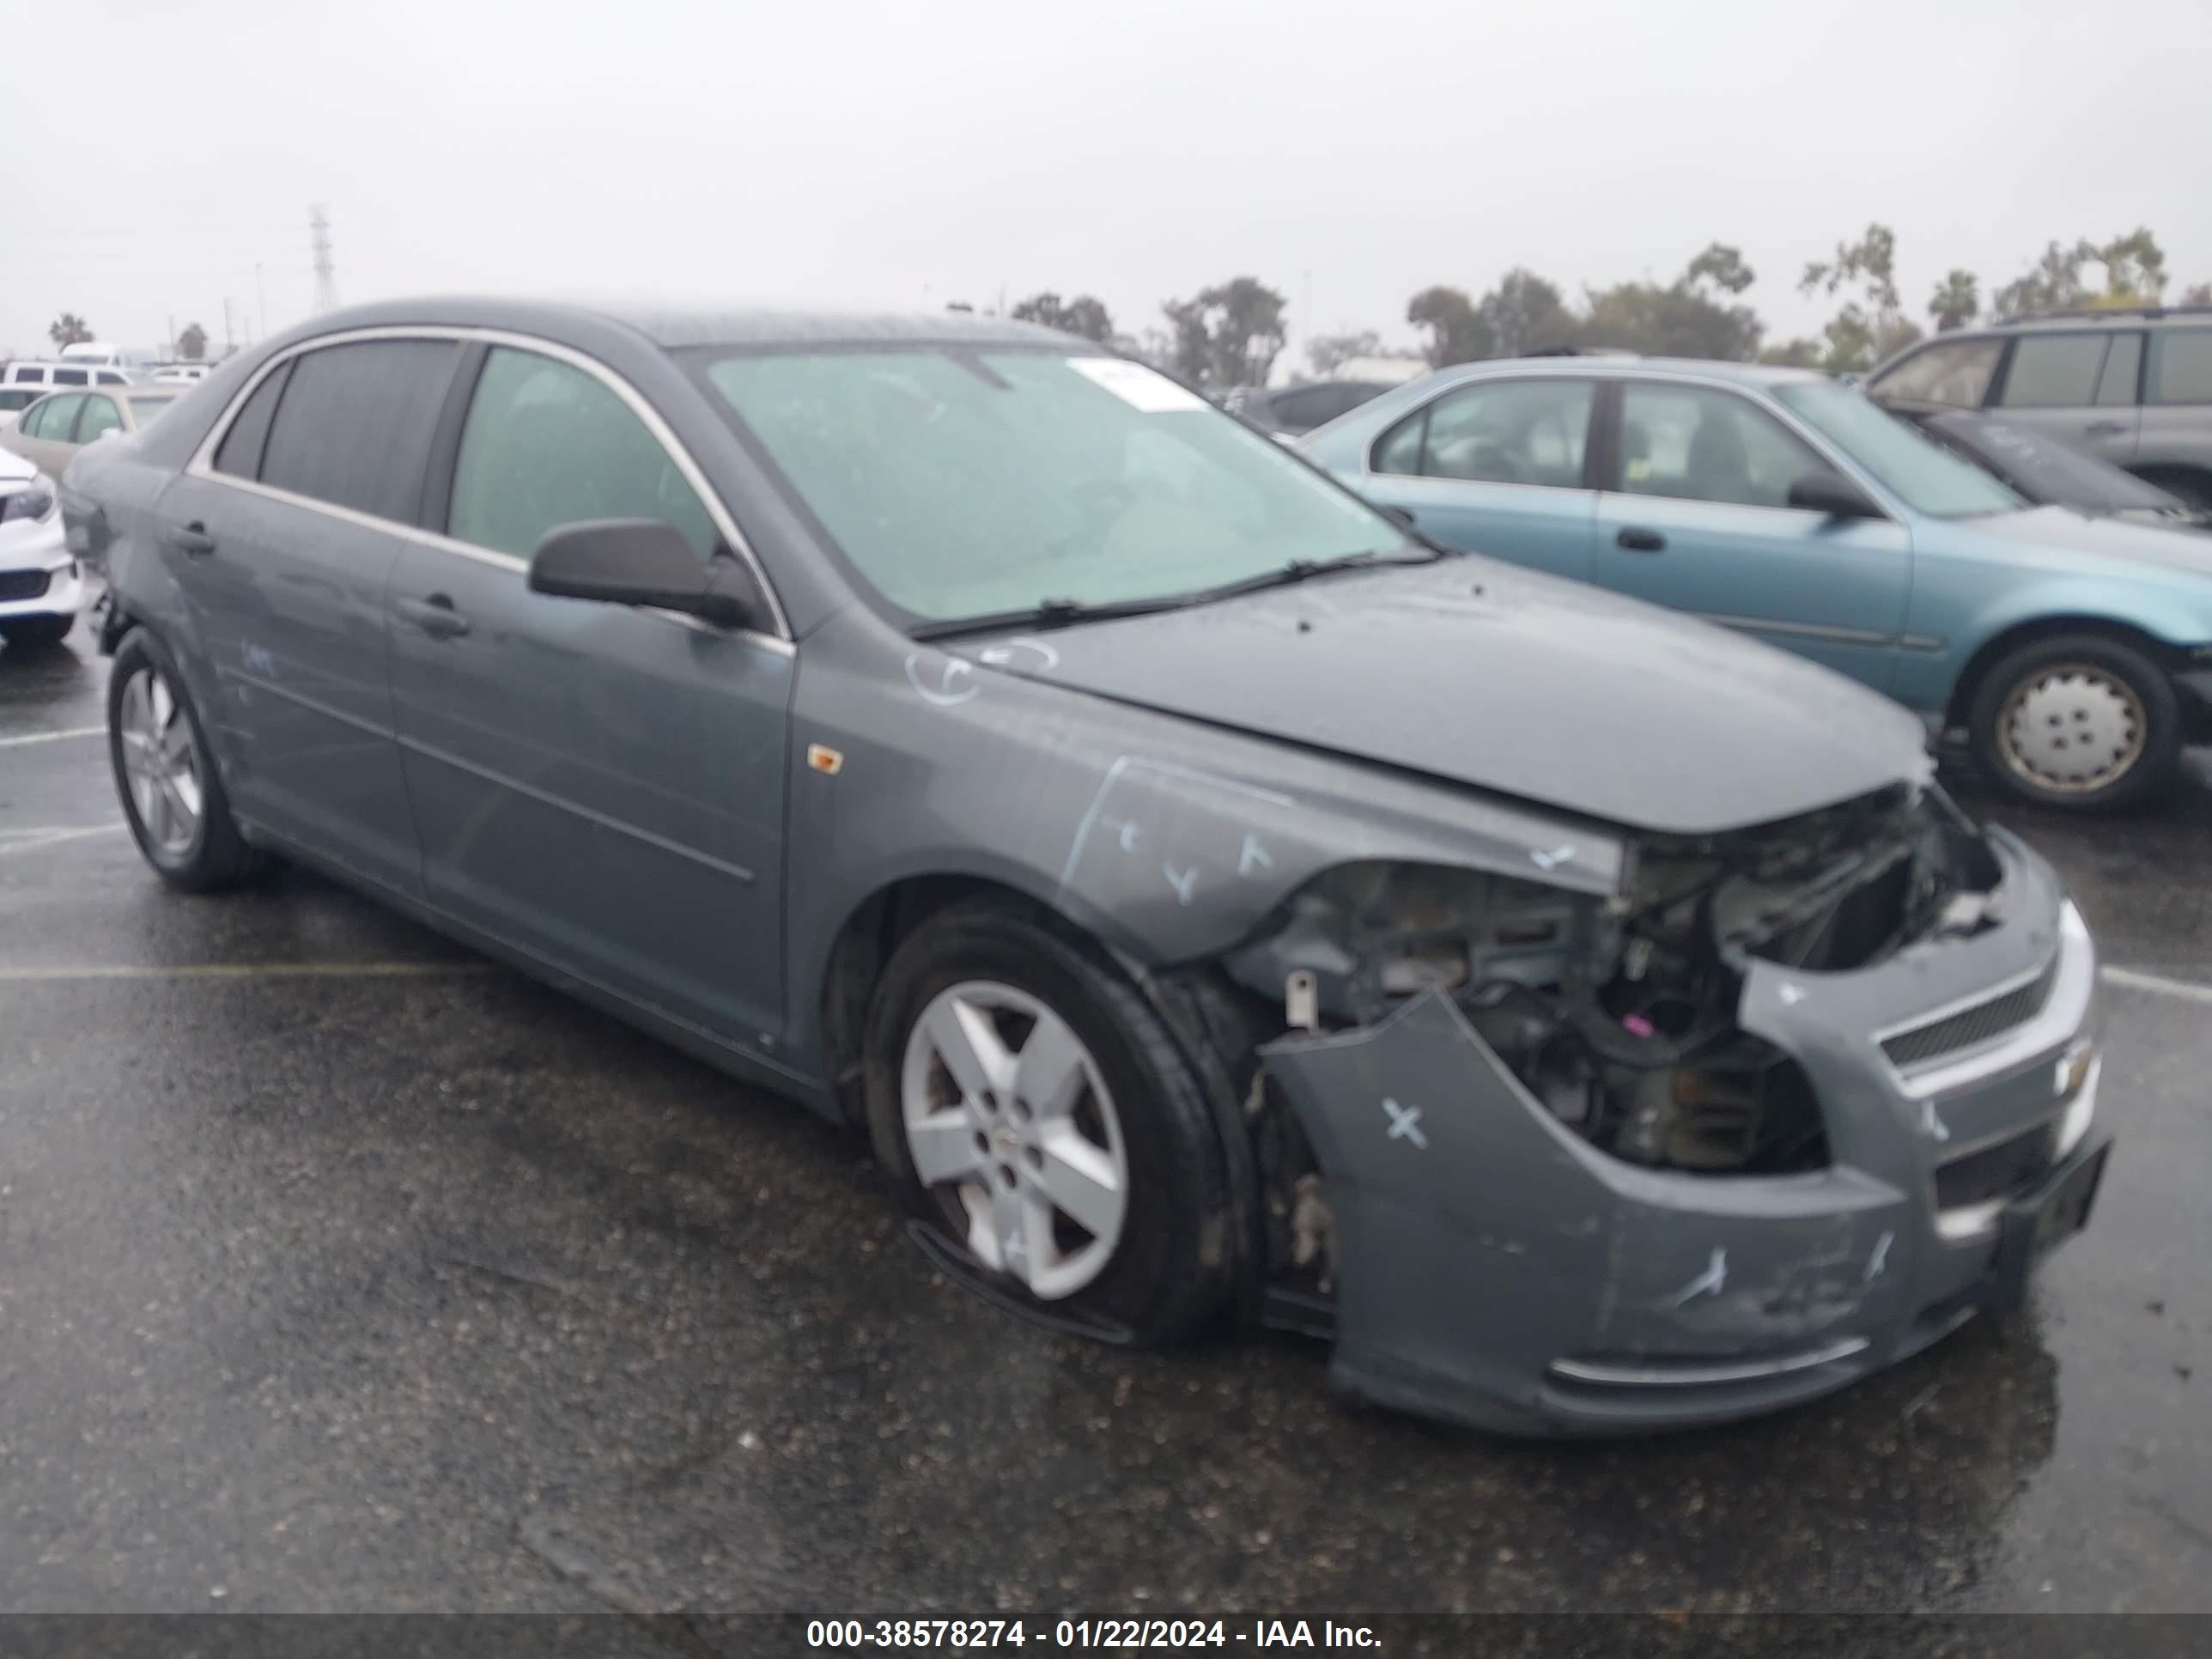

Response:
(2, 360), (139, 390)
(151, 364), (211, 385)
(0, 448), (82, 649)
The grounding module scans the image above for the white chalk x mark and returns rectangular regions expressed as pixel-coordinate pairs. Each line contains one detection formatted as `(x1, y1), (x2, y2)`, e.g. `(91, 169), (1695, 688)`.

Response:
(1865, 1231), (1893, 1282)
(1920, 1099), (1951, 1144)
(1237, 833), (1273, 877)
(1163, 863), (1199, 905)
(1381, 1097), (1428, 1151)
(1778, 982), (1808, 1006)
(1528, 844), (1577, 872)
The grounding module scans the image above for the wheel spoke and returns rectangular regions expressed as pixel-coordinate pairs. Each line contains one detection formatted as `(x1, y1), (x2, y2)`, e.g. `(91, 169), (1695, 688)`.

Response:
(149, 672), (174, 732)
(1034, 1124), (1123, 1239)
(987, 1178), (1054, 1291)
(907, 1108), (985, 1187)
(924, 994), (1012, 1102)
(1013, 1014), (1088, 1121)
(158, 719), (193, 767)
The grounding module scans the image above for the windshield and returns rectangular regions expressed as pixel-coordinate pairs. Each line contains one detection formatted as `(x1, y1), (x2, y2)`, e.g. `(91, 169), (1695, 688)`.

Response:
(697, 348), (1409, 623)
(1929, 412), (2179, 513)
(1775, 380), (2021, 519)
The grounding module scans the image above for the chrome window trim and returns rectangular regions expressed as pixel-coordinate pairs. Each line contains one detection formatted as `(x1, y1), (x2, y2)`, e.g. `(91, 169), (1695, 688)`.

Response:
(185, 323), (795, 647)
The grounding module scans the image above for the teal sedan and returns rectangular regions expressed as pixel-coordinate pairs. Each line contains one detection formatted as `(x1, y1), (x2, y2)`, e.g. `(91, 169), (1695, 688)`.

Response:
(1300, 356), (2212, 811)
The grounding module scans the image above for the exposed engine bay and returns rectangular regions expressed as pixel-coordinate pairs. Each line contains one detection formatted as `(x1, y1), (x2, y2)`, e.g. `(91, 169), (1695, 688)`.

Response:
(1225, 783), (2003, 1181)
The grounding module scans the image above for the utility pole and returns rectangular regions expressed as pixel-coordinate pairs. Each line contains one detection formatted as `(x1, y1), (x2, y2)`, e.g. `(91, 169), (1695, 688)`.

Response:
(309, 204), (339, 314)
(223, 297), (235, 356)
(167, 313), (176, 358)
(258, 264), (268, 338)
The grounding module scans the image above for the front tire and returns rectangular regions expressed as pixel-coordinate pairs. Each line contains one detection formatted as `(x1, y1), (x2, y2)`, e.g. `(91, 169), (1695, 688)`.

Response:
(1966, 633), (2180, 812)
(107, 629), (262, 890)
(862, 899), (1237, 1346)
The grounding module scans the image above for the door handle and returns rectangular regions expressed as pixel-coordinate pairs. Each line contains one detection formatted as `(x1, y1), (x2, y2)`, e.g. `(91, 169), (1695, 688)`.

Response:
(163, 521), (216, 557)
(1616, 527), (1666, 552)
(2084, 420), (2130, 436)
(395, 593), (470, 640)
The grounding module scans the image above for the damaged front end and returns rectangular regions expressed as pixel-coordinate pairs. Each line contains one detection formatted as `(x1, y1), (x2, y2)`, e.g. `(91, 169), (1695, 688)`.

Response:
(1224, 783), (2103, 1434)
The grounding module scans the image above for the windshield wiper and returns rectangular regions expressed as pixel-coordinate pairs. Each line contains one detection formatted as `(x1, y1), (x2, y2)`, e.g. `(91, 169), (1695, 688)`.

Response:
(907, 546), (1449, 642)
(908, 594), (1193, 641)
(1179, 544), (1449, 605)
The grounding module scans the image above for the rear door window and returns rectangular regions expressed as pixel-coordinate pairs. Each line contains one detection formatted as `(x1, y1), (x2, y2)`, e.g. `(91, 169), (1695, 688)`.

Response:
(445, 346), (717, 560)
(1999, 334), (2108, 407)
(52, 368), (88, 387)
(27, 393), (84, 441)
(257, 339), (461, 520)
(2148, 330), (2212, 405)
(1373, 379), (1595, 486)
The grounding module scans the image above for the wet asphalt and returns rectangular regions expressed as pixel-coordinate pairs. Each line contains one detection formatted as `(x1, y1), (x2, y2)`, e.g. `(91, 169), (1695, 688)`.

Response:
(0, 620), (2207, 1623)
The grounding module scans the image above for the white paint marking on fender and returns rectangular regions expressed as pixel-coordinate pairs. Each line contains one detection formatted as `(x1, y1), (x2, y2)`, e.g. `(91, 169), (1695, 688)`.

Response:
(1671, 1248), (1728, 1306)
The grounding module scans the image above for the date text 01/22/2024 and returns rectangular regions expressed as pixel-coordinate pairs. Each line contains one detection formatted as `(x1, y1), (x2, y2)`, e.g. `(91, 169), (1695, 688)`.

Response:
(805, 1619), (1382, 1648)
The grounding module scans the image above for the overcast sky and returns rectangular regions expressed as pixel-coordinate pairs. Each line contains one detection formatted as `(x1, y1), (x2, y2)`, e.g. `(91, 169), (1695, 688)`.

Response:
(7, 0), (2208, 366)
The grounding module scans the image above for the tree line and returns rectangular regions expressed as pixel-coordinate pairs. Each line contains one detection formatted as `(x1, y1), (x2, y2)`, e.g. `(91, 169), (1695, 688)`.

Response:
(984, 224), (2209, 390)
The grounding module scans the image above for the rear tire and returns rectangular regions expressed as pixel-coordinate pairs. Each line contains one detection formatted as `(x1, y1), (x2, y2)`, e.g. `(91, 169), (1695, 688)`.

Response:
(1966, 633), (2180, 812)
(0, 613), (75, 649)
(106, 629), (263, 891)
(862, 898), (1237, 1347)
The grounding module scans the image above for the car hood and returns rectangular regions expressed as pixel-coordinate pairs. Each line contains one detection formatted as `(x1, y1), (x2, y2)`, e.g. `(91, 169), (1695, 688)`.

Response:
(955, 557), (1930, 836)
(1953, 504), (2212, 576)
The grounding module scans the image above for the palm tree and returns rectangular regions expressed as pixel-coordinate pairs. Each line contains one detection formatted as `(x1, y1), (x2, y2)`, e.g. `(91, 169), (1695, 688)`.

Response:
(48, 313), (93, 350)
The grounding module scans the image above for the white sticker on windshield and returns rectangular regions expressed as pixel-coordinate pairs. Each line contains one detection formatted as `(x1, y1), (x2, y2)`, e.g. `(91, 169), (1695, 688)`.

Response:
(1067, 357), (1206, 413)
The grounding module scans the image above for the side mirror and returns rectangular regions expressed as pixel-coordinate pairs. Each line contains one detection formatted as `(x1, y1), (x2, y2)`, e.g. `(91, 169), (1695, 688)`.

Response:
(1787, 469), (1881, 520)
(528, 519), (756, 629)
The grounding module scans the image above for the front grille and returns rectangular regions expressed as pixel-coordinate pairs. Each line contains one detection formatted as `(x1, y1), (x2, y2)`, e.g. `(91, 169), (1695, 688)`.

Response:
(0, 568), (53, 602)
(1936, 1118), (2057, 1212)
(1881, 955), (2057, 1071)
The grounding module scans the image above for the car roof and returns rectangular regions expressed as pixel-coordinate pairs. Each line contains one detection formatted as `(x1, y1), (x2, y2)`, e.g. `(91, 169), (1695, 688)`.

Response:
(284, 295), (1075, 353)
(1973, 305), (2212, 332)
(1423, 354), (1824, 392)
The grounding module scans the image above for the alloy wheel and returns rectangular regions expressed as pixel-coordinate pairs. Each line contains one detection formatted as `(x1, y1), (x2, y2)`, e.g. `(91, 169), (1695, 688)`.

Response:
(899, 979), (1129, 1300)
(118, 664), (204, 855)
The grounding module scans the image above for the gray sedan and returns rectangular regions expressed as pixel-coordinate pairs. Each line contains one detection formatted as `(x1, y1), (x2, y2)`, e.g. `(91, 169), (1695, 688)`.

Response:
(65, 299), (2110, 1434)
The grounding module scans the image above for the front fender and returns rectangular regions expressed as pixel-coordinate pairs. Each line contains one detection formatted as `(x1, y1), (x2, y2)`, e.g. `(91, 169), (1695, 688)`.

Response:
(781, 611), (1623, 1074)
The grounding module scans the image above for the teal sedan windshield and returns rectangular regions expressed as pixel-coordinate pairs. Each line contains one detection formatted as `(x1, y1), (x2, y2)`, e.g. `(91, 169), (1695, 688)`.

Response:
(702, 349), (1408, 623)
(1776, 380), (2022, 519)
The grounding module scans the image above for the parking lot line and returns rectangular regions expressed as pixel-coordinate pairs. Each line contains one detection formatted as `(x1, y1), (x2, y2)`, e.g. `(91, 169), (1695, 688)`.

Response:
(0, 825), (124, 858)
(2101, 965), (2212, 1006)
(0, 725), (106, 749)
(0, 961), (491, 982)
